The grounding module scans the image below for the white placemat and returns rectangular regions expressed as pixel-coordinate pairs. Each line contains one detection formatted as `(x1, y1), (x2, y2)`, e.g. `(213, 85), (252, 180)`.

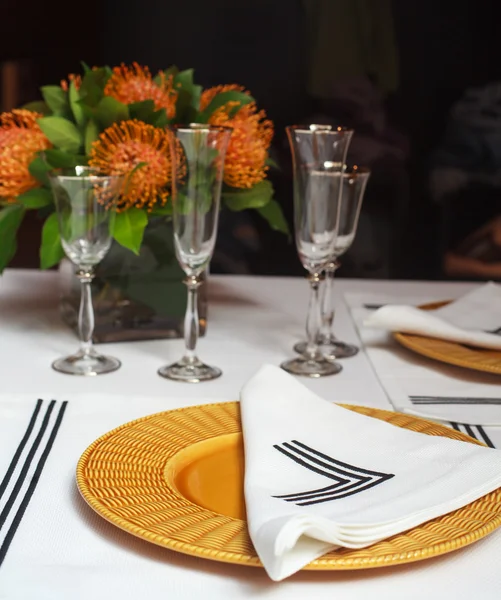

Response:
(346, 291), (501, 426)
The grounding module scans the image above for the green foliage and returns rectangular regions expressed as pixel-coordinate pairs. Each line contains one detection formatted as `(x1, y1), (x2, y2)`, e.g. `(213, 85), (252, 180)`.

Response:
(95, 96), (129, 129)
(22, 101), (51, 115)
(112, 208), (148, 255)
(0, 62), (284, 274)
(172, 68), (203, 122)
(40, 212), (65, 269)
(198, 90), (254, 123)
(38, 116), (82, 153)
(222, 180), (274, 211)
(69, 80), (85, 127)
(43, 149), (87, 168)
(28, 156), (52, 187)
(0, 204), (25, 273)
(84, 119), (99, 155)
(16, 188), (52, 209)
(128, 100), (156, 123)
(257, 200), (290, 236)
(41, 86), (70, 118)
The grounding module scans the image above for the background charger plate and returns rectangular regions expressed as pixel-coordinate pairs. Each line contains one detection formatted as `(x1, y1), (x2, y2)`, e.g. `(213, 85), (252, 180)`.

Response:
(76, 402), (501, 571)
(394, 301), (501, 375)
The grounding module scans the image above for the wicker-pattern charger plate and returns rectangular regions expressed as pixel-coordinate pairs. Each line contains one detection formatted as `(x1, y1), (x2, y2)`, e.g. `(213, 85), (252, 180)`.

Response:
(76, 402), (501, 571)
(394, 301), (501, 375)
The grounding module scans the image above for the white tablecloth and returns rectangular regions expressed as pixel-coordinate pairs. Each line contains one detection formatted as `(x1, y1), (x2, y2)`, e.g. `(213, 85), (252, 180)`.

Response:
(0, 270), (499, 600)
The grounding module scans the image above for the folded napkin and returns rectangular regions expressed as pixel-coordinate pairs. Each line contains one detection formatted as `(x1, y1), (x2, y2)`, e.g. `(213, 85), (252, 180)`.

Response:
(240, 365), (501, 581)
(363, 282), (501, 350)
(347, 290), (501, 426)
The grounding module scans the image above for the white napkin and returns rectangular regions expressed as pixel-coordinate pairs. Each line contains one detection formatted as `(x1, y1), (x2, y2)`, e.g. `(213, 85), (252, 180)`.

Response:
(240, 365), (501, 581)
(347, 291), (501, 426)
(363, 282), (501, 350)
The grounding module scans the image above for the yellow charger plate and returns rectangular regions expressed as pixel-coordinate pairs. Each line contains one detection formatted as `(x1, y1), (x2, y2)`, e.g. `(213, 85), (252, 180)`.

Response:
(76, 402), (501, 571)
(394, 301), (501, 375)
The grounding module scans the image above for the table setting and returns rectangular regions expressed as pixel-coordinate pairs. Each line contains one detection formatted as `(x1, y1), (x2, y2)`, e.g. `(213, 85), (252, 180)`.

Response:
(1, 61), (501, 599)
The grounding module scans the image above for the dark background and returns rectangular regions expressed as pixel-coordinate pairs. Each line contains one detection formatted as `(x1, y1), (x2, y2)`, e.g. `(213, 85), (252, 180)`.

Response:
(2, 0), (501, 279)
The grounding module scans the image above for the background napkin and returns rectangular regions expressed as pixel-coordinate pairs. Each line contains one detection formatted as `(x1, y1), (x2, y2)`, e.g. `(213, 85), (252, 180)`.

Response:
(240, 365), (501, 581)
(363, 282), (501, 349)
(347, 291), (501, 426)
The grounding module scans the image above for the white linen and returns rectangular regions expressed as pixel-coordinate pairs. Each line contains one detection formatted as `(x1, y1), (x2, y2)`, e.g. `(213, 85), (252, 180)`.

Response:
(240, 365), (501, 581)
(2, 271), (501, 599)
(348, 292), (501, 425)
(363, 282), (501, 349)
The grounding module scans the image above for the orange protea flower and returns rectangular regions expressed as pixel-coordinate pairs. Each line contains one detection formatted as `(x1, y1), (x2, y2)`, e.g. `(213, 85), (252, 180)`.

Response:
(104, 63), (177, 120)
(0, 109), (52, 202)
(88, 119), (180, 211)
(199, 84), (247, 111)
(60, 73), (82, 92)
(209, 101), (273, 189)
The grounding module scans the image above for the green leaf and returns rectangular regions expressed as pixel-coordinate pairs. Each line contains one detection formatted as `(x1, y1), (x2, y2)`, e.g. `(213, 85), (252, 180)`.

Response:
(170, 69), (202, 121)
(84, 119), (99, 154)
(44, 149), (88, 168)
(111, 208), (148, 255)
(174, 88), (201, 123)
(265, 157), (280, 169)
(174, 68), (194, 88)
(28, 156), (52, 187)
(152, 108), (169, 128)
(81, 61), (92, 74)
(154, 65), (179, 85)
(257, 199), (290, 236)
(16, 187), (52, 209)
(69, 80), (85, 126)
(0, 204), (25, 272)
(41, 86), (69, 117)
(198, 90), (254, 122)
(174, 69), (202, 107)
(38, 116), (82, 153)
(22, 100), (51, 115)
(95, 96), (129, 129)
(223, 180), (274, 211)
(79, 104), (96, 120)
(128, 100), (156, 122)
(40, 212), (65, 269)
(79, 68), (109, 108)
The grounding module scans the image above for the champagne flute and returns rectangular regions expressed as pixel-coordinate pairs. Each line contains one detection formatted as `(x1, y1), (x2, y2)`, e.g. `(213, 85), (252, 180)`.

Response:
(158, 124), (232, 383)
(281, 125), (353, 377)
(294, 166), (371, 359)
(49, 166), (123, 375)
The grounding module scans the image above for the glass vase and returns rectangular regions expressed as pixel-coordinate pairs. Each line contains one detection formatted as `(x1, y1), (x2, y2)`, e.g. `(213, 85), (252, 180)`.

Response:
(58, 217), (208, 343)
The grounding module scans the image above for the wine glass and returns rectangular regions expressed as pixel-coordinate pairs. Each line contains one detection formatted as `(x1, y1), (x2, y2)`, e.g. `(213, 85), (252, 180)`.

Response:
(158, 124), (232, 383)
(294, 166), (370, 359)
(49, 166), (123, 375)
(281, 124), (353, 377)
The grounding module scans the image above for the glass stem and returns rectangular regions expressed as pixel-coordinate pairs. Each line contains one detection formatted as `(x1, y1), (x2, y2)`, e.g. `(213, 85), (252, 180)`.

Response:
(183, 275), (201, 364)
(321, 261), (339, 343)
(305, 272), (322, 360)
(77, 268), (95, 356)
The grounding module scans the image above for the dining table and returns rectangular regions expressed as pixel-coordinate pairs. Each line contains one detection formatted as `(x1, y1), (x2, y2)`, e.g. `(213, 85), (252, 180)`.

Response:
(0, 268), (500, 600)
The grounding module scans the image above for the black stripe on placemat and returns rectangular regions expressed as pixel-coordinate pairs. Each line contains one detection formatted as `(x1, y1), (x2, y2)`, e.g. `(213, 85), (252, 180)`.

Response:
(0, 401), (56, 530)
(0, 401), (67, 567)
(0, 400), (43, 501)
(463, 423), (478, 441)
(451, 422), (461, 432)
(475, 425), (495, 449)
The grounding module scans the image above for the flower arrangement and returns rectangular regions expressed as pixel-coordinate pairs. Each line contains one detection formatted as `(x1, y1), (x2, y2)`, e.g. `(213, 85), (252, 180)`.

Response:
(0, 63), (288, 273)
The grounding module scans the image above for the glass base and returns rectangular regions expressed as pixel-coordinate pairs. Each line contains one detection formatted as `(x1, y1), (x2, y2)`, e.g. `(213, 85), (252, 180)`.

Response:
(52, 348), (121, 376)
(158, 356), (222, 383)
(280, 356), (342, 378)
(294, 338), (359, 359)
